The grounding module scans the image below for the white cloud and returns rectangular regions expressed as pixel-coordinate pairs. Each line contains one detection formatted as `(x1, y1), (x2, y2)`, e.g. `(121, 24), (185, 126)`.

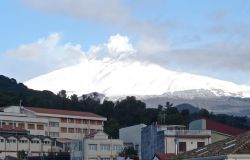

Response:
(1, 32), (250, 84)
(6, 33), (85, 68)
(87, 34), (136, 60)
(6, 33), (60, 59)
(107, 34), (136, 58)
(0, 33), (138, 81)
(138, 36), (169, 55)
(0, 33), (85, 81)
(22, 0), (130, 26)
(21, 0), (169, 55)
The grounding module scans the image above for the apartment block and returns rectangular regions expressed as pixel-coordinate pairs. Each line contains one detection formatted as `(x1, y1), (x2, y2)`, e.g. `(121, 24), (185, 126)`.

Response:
(70, 131), (124, 160)
(0, 106), (106, 140)
(141, 124), (211, 160)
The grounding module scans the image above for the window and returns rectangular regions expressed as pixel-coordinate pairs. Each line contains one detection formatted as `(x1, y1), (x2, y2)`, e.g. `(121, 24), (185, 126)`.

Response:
(68, 128), (75, 133)
(76, 128), (82, 133)
(89, 144), (97, 150)
(61, 127), (67, 133)
(31, 140), (39, 144)
(61, 118), (67, 123)
(0, 139), (4, 143)
(197, 142), (205, 148)
(9, 122), (16, 127)
(8, 139), (16, 143)
(90, 120), (96, 125)
(82, 129), (88, 134)
(19, 140), (28, 143)
(113, 145), (122, 152)
(179, 142), (187, 152)
(43, 141), (51, 145)
(90, 129), (96, 134)
(101, 144), (110, 151)
(96, 121), (102, 125)
(49, 122), (59, 127)
(82, 120), (88, 124)
(37, 124), (44, 130)
(28, 124), (35, 129)
(18, 123), (25, 129)
(76, 119), (82, 124)
(49, 132), (59, 137)
(68, 118), (74, 123)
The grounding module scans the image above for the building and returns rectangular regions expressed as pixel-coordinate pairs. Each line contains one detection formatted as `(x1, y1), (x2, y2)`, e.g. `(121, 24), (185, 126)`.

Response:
(0, 125), (62, 159)
(152, 153), (175, 160)
(189, 118), (247, 143)
(119, 124), (146, 159)
(70, 131), (124, 160)
(141, 124), (211, 160)
(0, 106), (106, 140)
(176, 131), (250, 160)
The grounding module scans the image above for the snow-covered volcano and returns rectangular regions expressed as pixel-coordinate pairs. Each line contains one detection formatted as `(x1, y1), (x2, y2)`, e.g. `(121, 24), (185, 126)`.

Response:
(24, 58), (250, 98)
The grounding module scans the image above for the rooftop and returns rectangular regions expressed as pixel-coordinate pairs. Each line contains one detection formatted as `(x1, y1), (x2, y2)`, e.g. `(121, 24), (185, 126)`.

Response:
(0, 125), (28, 133)
(26, 107), (104, 118)
(154, 153), (176, 160)
(205, 118), (247, 136)
(176, 131), (250, 159)
(164, 130), (211, 138)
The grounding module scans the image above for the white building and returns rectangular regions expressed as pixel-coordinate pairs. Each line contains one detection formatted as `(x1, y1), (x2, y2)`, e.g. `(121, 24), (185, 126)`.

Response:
(0, 106), (106, 140)
(141, 124), (211, 160)
(189, 118), (247, 143)
(177, 131), (250, 160)
(71, 131), (124, 160)
(0, 133), (56, 159)
(119, 124), (146, 160)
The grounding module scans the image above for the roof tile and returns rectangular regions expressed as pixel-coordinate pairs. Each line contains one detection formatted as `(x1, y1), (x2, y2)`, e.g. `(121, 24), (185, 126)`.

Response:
(205, 119), (246, 136)
(26, 107), (104, 118)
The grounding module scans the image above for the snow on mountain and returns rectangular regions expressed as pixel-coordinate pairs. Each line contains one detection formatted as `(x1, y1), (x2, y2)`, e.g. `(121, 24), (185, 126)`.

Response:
(24, 58), (250, 98)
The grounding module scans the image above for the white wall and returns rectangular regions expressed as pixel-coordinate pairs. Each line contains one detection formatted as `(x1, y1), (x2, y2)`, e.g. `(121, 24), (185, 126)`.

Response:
(1, 106), (106, 140)
(119, 124), (146, 159)
(84, 139), (123, 160)
(165, 137), (210, 154)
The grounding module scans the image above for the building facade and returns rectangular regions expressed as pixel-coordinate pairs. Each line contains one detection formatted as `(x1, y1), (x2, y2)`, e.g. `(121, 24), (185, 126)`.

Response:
(141, 124), (211, 160)
(70, 131), (124, 160)
(0, 134), (56, 159)
(176, 131), (250, 160)
(119, 124), (146, 159)
(189, 118), (246, 143)
(0, 106), (106, 140)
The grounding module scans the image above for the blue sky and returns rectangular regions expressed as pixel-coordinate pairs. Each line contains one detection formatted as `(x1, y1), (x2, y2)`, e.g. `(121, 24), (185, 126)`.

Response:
(1, 0), (250, 84)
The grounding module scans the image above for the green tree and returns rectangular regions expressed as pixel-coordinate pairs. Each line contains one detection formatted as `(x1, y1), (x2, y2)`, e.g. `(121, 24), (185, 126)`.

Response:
(104, 118), (120, 138)
(119, 147), (138, 159)
(57, 90), (67, 98)
(199, 108), (210, 118)
(70, 94), (78, 102)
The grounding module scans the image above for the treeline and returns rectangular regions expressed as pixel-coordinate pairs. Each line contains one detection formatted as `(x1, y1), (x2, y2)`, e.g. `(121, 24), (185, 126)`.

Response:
(0, 75), (249, 138)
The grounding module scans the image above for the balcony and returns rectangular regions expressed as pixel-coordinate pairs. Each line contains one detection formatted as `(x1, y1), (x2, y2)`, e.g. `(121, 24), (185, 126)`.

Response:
(164, 130), (211, 138)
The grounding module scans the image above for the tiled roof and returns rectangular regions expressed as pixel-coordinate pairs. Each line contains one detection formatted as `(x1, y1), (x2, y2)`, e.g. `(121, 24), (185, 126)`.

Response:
(176, 131), (250, 159)
(0, 125), (28, 133)
(85, 131), (99, 137)
(56, 138), (73, 143)
(205, 118), (247, 136)
(154, 153), (176, 160)
(26, 107), (104, 118)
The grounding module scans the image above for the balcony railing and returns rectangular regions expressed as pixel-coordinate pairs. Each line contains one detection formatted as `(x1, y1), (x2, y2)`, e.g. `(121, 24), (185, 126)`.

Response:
(164, 130), (211, 136)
